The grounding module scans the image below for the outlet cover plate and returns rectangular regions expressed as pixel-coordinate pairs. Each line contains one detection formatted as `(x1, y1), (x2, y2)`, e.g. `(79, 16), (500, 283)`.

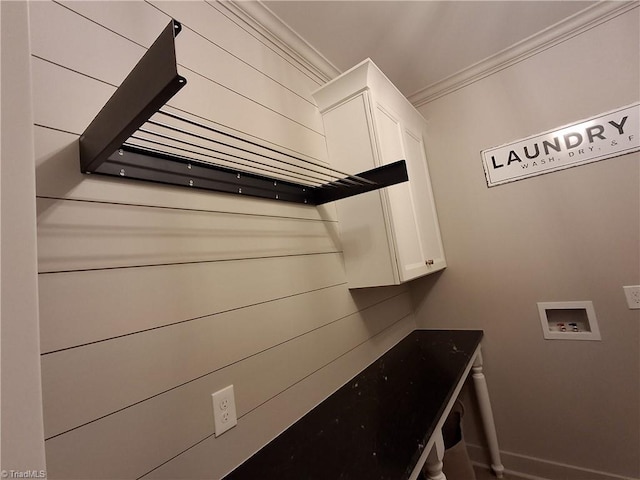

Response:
(212, 385), (237, 437)
(623, 286), (640, 309)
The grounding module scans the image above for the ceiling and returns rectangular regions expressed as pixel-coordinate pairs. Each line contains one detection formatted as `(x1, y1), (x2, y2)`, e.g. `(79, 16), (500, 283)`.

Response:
(262, 1), (596, 98)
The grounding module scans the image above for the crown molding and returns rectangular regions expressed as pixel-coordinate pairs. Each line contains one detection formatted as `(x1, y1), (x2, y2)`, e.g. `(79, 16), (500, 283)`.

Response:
(216, 0), (340, 85)
(215, 1), (637, 105)
(408, 1), (639, 107)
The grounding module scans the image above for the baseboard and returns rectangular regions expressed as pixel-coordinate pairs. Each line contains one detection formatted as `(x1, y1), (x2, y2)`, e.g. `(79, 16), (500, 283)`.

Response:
(467, 443), (639, 480)
(472, 461), (549, 480)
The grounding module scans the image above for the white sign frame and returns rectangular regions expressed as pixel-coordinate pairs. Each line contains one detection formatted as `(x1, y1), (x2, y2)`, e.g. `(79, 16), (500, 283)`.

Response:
(481, 102), (639, 187)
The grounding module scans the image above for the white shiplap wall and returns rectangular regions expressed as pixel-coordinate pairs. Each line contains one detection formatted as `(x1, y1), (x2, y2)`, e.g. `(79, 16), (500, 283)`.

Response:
(31, 1), (416, 478)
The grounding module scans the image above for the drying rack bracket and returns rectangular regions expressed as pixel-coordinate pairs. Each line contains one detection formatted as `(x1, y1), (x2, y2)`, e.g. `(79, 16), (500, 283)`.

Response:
(79, 19), (408, 206)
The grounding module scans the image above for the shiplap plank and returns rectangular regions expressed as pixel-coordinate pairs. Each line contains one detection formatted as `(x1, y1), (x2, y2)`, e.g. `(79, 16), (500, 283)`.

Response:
(150, 0), (323, 96)
(144, 315), (416, 480)
(31, 58), (114, 135)
(38, 252), (346, 353)
(57, 0), (321, 97)
(36, 198), (339, 272)
(29, 1), (147, 87)
(41, 284), (407, 438)
(56, 0), (171, 49)
(31, 57), (327, 162)
(34, 127), (338, 221)
(30, 1), (323, 133)
(174, 27), (323, 133)
(44, 293), (414, 479)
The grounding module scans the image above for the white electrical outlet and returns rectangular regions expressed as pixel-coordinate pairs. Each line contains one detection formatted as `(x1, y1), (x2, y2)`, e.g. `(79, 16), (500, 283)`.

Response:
(623, 286), (640, 310)
(212, 385), (237, 437)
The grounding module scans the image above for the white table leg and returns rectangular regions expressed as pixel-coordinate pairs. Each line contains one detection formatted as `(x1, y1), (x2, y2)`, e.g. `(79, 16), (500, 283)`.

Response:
(472, 347), (505, 478)
(423, 429), (447, 480)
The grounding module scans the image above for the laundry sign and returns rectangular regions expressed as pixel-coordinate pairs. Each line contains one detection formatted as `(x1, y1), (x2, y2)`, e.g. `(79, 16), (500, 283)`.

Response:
(481, 102), (639, 187)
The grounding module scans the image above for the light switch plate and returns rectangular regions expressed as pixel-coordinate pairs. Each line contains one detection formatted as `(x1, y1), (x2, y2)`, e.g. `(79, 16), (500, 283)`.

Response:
(623, 286), (640, 309)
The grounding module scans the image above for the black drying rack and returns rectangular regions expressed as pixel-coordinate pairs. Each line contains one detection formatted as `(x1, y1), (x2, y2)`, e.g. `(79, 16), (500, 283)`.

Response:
(79, 20), (408, 205)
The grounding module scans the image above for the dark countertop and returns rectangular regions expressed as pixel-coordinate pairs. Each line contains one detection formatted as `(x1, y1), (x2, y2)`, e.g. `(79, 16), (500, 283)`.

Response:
(224, 329), (483, 480)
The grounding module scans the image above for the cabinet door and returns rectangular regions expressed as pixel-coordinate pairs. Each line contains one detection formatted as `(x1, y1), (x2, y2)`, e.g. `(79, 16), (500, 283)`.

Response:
(322, 93), (398, 287)
(402, 127), (446, 271)
(373, 103), (429, 282)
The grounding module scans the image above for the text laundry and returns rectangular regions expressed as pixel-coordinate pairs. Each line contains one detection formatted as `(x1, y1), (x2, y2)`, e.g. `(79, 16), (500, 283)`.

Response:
(490, 116), (630, 169)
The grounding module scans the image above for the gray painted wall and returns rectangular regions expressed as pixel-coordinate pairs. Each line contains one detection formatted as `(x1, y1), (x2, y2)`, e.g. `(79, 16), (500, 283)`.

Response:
(412, 6), (639, 479)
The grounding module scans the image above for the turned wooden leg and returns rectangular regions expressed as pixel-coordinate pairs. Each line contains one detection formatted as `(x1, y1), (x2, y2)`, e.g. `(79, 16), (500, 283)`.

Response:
(423, 429), (447, 480)
(472, 348), (505, 478)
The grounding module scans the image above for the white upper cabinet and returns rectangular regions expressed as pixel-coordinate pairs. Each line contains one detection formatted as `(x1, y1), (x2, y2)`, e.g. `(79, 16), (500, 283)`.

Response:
(313, 59), (446, 288)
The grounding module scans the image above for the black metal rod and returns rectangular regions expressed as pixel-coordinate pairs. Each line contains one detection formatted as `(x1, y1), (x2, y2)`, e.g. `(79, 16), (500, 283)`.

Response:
(79, 20), (186, 173)
(145, 118), (369, 187)
(156, 109), (376, 185)
(128, 129), (335, 186)
(126, 136), (319, 187)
